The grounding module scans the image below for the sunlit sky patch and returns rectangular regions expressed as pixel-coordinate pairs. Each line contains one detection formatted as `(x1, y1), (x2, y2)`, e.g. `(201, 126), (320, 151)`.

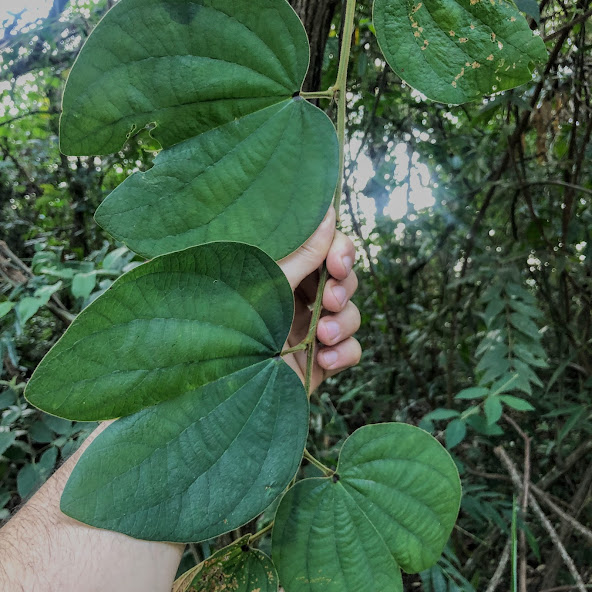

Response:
(0, 0), (54, 32)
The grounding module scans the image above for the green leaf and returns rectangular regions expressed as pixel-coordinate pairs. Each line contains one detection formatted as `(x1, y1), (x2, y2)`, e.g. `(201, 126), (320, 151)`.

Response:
(173, 536), (278, 592)
(424, 408), (460, 421)
(499, 395), (534, 411)
(16, 282), (63, 325)
(373, 0), (547, 104)
(0, 431), (16, 456)
(272, 423), (462, 592)
(0, 302), (14, 319)
(16, 297), (46, 325)
(445, 419), (467, 449)
(26, 242), (294, 421)
(95, 98), (338, 260)
(61, 0), (338, 259)
(61, 359), (308, 542)
(484, 397), (503, 425)
(455, 387), (489, 400)
(509, 313), (541, 340)
(16, 448), (58, 499)
(71, 271), (97, 300)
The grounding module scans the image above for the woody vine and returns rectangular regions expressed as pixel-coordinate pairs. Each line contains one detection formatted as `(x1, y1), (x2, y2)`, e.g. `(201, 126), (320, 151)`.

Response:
(23, 0), (546, 590)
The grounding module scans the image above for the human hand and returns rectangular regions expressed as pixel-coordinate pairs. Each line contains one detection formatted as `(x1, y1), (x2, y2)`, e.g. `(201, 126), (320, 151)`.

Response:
(278, 206), (361, 393)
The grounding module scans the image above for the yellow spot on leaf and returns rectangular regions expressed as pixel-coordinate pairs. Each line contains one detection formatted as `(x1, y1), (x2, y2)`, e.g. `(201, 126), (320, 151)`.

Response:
(472, 61), (481, 68)
(459, 37), (468, 43)
(487, 54), (494, 60)
(450, 30), (455, 36)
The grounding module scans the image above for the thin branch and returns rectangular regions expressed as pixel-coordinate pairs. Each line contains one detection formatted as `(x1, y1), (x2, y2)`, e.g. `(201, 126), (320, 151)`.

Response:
(495, 447), (587, 592)
(484, 536), (512, 592)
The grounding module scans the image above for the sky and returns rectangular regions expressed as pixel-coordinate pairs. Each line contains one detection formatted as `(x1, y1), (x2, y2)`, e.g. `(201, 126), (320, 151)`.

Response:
(0, 0), (54, 31)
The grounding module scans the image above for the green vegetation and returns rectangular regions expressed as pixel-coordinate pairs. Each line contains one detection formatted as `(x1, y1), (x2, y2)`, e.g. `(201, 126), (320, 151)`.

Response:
(1, 0), (591, 591)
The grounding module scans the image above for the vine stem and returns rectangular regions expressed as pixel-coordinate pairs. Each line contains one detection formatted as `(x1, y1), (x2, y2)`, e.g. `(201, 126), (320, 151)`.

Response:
(333, 0), (357, 223)
(280, 0), (357, 392)
(303, 448), (333, 476)
(249, 521), (273, 544)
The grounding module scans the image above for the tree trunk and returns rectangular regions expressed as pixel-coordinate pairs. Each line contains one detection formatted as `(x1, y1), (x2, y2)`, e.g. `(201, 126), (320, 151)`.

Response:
(289, 0), (340, 91)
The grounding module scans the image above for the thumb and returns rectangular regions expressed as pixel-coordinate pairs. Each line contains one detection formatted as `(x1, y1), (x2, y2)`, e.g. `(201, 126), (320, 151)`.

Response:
(278, 206), (336, 290)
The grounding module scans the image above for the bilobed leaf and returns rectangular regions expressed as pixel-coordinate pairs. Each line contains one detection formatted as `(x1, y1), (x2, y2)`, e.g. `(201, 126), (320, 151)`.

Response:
(26, 243), (309, 542)
(61, 0), (338, 259)
(173, 536), (278, 592)
(373, 0), (547, 104)
(272, 424), (462, 592)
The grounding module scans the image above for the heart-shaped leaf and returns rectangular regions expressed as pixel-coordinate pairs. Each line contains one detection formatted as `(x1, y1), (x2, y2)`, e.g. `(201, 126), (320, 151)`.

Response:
(27, 242), (309, 542)
(26, 242), (295, 421)
(61, 358), (307, 541)
(94, 98), (338, 260)
(173, 536), (278, 592)
(373, 0), (548, 104)
(61, 0), (338, 259)
(272, 423), (461, 592)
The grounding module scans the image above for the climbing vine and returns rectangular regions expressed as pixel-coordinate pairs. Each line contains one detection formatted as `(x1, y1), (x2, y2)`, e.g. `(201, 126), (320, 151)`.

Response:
(24, 0), (546, 590)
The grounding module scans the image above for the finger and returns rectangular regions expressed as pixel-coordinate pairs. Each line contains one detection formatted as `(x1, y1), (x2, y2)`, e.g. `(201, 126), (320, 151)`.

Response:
(323, 271), (358, 313)
(278, 206), (335, 290)
(317, 301), (361, 347)
(317, 337), (362, 374)
(326, 229), (356, 281)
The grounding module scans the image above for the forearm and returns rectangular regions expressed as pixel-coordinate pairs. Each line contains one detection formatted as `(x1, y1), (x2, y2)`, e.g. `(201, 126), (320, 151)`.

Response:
(0, 422), (184, 592)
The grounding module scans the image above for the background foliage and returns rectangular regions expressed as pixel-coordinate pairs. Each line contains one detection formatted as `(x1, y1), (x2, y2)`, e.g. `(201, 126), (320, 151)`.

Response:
(1, 0), (591, 590)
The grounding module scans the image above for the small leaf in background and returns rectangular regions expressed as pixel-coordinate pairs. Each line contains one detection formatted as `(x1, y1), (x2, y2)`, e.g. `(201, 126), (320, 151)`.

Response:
(455, 387), (489, 400)
(500, 396), (535, 411)
(16, 297), (46, 326)
(484, 397), (503, 425)
(0, 302), (14, 319)
(16, 282), (63, 325)
(0, 431), (16, 456)
(16, 448), (57, 499)
(445, 419), (467, 449)
(173, 536), (278, 592)
(373, 0), (547, 104)
(424, 408), (461, 421)
(273, 423), (461, 591)
(71, 271), (97, 300)
(29, 420), (55, 444)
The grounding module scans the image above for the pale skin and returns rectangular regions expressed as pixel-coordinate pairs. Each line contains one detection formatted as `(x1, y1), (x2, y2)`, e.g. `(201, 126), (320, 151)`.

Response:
(0, 208), (360, 592)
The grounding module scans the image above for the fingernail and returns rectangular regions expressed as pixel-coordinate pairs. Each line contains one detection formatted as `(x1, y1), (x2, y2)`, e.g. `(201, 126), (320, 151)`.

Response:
(322, 320), (340, 341)
(321, 349), (339, 367)
(332, 285), (347, 307)
(342, 256), (353, 275)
